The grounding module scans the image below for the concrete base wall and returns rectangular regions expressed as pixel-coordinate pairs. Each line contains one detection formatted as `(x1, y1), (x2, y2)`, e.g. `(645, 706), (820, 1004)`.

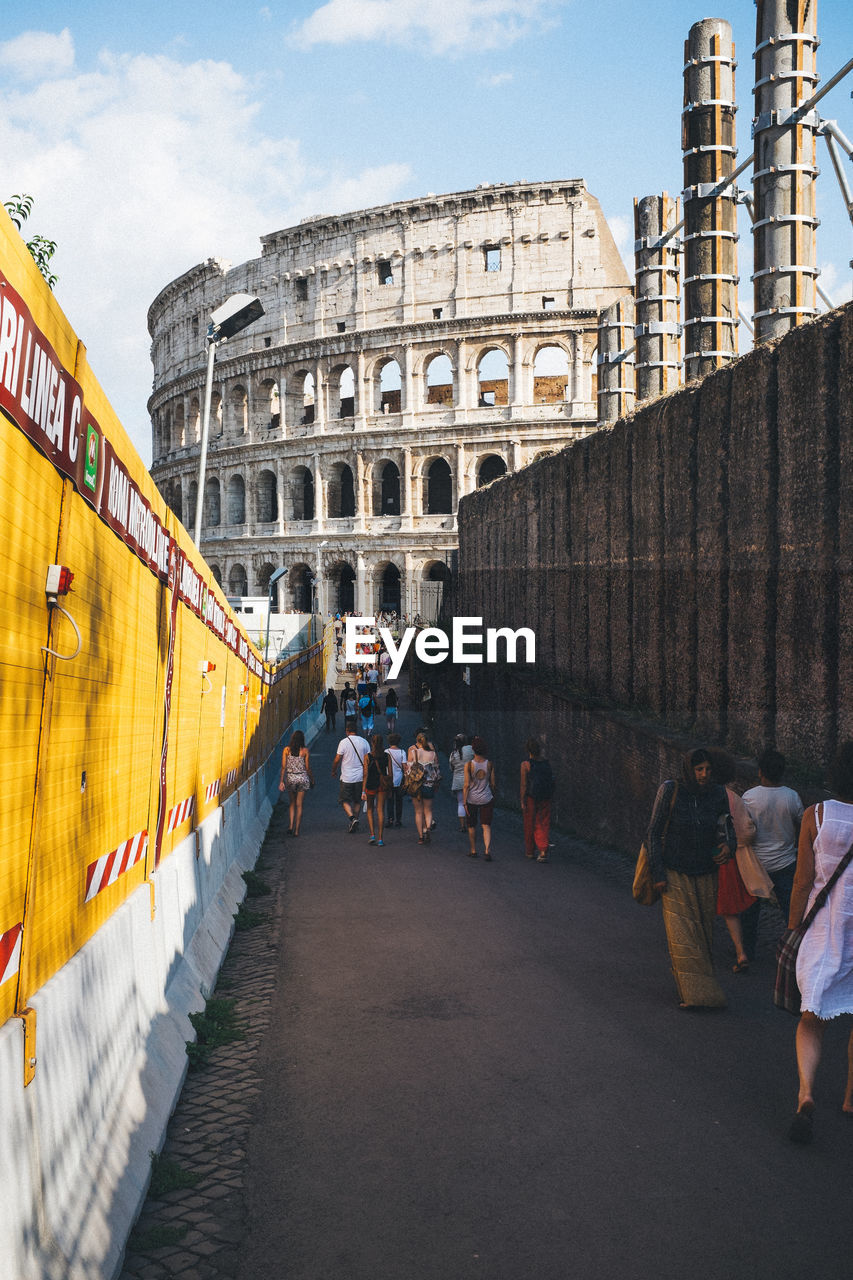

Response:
(0, 696), (323, 1280)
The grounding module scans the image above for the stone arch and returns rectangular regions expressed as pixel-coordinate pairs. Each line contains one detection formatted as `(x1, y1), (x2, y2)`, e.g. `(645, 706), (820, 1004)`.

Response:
(187, 479), (198, 531)
(301, 373), (315, 425)
(327, 461), (356, 518)
(170, 480), (183, 524)
(533, 344), (569, 403)
(189, 396), (201, 442)
(374, 559), (402, 614)
(256, 378), (280, 432)
(257, 561), (277, 598)
(328, 560), (356, 614)
(373, 458), (401, 517)
(425, 352), (454, 408)
(174, 402), (185, 448)
(288, 465), (314, 520)
(477, 454), (507, 487)
(209, 563), (223, 588)
(210, 390), (222, 437)
(329, 363), (355, 419)
(228, 563), (248, 598)
(423, 456), (453, 514)
(288, 562), (314, 612)
(374, 356), (401, 415)
(476, 347), (509, 407)
(256, 469), (278, 523)
(204, 475), (221, 527)
(227, 473), (246, 525)
(229, 384), (247, 436)
(420, 559), (452, 624)
(163, 408), (173, 452)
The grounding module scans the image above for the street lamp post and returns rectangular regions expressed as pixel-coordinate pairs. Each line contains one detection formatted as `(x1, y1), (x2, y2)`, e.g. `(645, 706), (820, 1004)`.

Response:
(193, 292), (265, 548)
(264, 565), (288, 662)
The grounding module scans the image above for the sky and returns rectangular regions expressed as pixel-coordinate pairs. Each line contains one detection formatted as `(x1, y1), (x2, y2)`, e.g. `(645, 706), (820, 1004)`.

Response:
(2, 0), (851, 465)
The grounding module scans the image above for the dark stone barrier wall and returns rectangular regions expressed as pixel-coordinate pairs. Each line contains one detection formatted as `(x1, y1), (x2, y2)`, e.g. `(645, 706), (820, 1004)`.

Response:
(424, 303), (853, 854)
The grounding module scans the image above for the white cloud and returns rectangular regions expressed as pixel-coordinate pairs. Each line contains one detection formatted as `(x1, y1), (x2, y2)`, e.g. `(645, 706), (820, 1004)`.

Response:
(0, 44), (413, 463)
(481, 71), (514, 87)
(0, 28), (75, 81)
(290, 0), (561, 56)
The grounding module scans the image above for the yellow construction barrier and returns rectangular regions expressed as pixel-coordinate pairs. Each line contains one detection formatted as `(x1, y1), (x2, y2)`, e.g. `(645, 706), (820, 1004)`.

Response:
(0, 206), (321, 1027)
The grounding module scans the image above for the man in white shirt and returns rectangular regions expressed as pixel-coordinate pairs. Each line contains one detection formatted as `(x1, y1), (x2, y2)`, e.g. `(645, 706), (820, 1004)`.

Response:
(331, 720), (371, 833)
(742, 747), (804, 959)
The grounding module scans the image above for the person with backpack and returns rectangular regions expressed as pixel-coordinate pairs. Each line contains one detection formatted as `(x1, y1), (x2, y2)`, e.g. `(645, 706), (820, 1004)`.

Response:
(362, 733), (390, 846)
(520, 738), (554, 862)
(321, 687), (338, 734)
(358, 689), (376, 736)
(405, 731), (440, 844)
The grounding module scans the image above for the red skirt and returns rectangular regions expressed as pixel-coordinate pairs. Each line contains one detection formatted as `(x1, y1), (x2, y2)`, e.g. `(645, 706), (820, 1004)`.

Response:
(716, 856), (756, 915)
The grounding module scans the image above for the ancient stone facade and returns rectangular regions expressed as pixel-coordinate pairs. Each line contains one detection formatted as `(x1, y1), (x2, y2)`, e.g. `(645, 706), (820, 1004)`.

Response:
(148, 181), (630, 618)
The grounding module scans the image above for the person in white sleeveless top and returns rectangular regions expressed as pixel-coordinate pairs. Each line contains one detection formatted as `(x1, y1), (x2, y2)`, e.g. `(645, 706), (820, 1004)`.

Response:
(787, 742), (853, 1143)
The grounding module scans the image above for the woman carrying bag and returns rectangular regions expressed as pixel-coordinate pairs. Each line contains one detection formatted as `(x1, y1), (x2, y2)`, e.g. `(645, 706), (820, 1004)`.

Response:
(785, 742), (853, 1143)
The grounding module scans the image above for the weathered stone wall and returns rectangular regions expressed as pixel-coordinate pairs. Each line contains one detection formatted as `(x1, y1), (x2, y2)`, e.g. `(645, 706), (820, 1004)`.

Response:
(427, 302), (853, 853)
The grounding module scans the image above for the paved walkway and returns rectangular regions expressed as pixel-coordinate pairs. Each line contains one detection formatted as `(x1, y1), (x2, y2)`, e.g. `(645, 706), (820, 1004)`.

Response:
(119, 680), (853, 1280)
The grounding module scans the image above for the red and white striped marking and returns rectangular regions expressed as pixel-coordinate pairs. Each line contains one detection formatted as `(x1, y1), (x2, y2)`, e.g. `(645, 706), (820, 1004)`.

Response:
(84, 831), (148, 903)
(205, 780), (220, 803)
(0, 923), (23, 987)
(225, 768), (237, 787)
(167, 796), (194, 833)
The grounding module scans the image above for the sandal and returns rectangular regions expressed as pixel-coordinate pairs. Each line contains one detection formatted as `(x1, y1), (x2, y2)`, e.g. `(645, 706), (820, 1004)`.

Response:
(732, 959), (750, 973)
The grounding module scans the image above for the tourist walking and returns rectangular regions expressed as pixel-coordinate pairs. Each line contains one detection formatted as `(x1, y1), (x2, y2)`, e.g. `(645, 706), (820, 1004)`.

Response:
(449, 734), (473, 833)
(520, 738), (554, 862)
(362, 733), (390, 846)
(407, 731), (440, 844)
(464, 736), (496, 861)
(279, 730), (315, 836)
(384, 685), (398, 731)
(359, 688), (376, 736)
(342, 683), (357, 722)
(707, 749), (759, 973)
(385, 733), (406, 828)
(741, 748), (804, 959)
(786, 742), (853, 1144)
(331, 721), (371, 833)
(645, 748), (735, 1009)
(322, 687), (338, 734)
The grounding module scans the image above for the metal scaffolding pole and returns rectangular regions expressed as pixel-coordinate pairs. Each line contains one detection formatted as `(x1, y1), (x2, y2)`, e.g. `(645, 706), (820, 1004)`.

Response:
(634, 193), (682, 403)
(682, 17), (739, 382)
(596, 295), (635, 426)
(752, 0), (820, 342)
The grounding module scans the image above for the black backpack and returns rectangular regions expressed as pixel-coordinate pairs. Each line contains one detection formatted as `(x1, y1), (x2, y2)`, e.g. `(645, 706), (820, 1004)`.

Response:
(527, 759), (555, 801)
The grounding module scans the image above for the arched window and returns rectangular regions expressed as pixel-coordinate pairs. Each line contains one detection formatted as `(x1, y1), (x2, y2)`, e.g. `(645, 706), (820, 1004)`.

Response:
(425, 353), (453, 407)
(289, 467), (314, 520)
(289, 564), (313, 612)
(210, 392), (222, 437)
(377, 461), (400, 516)
(170, 481), (183, 523)
(227, 474), (246, 525)
(533, 345), (569, 403)
(477, 348), (509, 407)
(330, 562), (355, 614)
(174, 402), (185, 448)
(189, 396), (201, 442)
(258, 379), (280, 431)
(335, 366), (355, 418)
(256, 470), (278, 523)
(328, 462), (356, 518)
(228, 564), (248, 597)
(379, 563), (401, 614)
(302, 373), (315, 425)
(426, 458), (452, 514)
(477, 455), (507, 487)
(204, 476), (221, 527)
(229, 384), (247, 436)
(377, 359), (401, 414)
(187, 480), (198, 531)
(209, 563), (222, 588)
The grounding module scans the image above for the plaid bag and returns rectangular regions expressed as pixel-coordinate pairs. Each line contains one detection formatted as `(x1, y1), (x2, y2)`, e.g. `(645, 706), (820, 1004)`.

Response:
(773, 927), (806, 1015)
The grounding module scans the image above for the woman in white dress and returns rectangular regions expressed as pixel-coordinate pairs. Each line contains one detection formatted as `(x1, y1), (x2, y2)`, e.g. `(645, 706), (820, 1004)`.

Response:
(787, 742), (853, 1143)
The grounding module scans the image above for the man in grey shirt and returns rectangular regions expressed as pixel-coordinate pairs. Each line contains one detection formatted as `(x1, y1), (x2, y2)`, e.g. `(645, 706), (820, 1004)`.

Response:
(741, 748), (803, 959)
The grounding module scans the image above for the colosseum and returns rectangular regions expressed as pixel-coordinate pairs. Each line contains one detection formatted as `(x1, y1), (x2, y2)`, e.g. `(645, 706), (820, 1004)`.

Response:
(148, 180), (630, 626)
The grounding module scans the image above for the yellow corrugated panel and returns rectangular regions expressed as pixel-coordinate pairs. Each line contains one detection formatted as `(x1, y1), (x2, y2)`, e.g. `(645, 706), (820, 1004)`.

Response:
(19, 488), (163, 997)
(0, 422), (63, 1022)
